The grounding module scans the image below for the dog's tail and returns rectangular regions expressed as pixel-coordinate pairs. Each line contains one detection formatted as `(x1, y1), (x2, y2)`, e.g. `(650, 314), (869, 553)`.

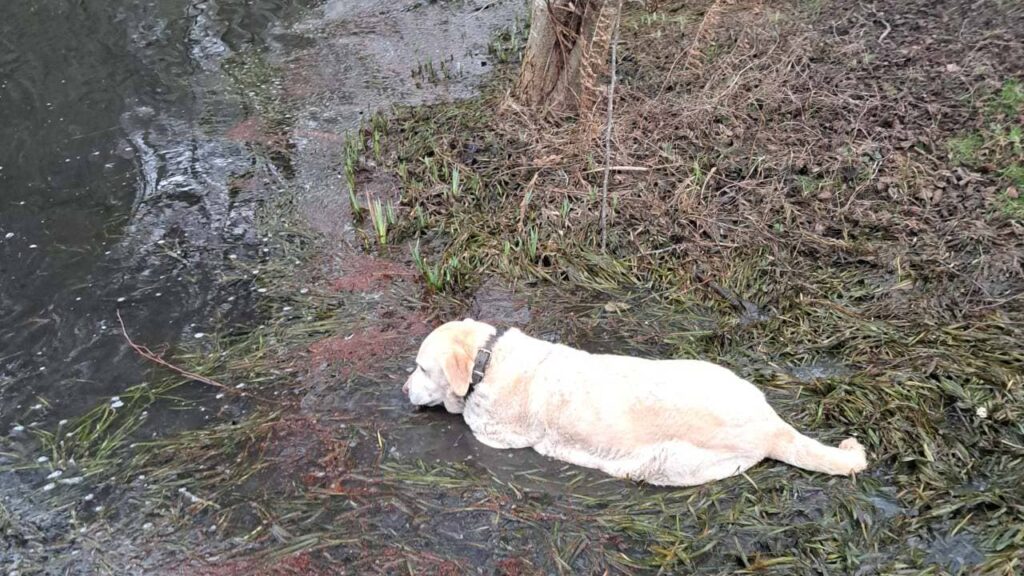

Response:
(767, 423), (867, 476)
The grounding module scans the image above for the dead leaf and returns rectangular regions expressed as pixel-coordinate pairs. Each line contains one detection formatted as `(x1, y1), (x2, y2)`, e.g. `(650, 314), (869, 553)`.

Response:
(604, 302), (632, 313)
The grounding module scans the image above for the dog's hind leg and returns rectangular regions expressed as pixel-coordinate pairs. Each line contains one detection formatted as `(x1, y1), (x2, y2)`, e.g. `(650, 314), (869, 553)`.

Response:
(766, 423), (867, 476)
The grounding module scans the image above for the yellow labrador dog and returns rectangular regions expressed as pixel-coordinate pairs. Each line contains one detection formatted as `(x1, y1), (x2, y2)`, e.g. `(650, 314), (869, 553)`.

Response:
(403, 319), (867, 486)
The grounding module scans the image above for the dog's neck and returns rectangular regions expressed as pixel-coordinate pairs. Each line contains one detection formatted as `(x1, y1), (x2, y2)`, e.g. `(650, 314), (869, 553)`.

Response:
(466, 326), (508, 398)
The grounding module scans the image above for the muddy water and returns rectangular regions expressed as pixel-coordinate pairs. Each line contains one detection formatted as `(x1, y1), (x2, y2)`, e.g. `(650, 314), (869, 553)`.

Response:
(0, 0), (520, 427)
(0, 1), (315, 568)
(2, 0), (523, 572)
(0, 0), (314, 430)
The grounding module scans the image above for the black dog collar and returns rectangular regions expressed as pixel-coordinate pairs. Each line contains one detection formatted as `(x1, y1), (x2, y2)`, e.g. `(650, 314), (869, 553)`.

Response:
(466, 327), (508, 397)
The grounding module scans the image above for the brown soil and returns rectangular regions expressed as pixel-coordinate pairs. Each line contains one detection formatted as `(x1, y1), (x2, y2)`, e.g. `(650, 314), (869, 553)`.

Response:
(496, 557), (538, 576)
(225, 117), (288, 151)
(326, 253), (418, 292)
(307, 310), (431, 376)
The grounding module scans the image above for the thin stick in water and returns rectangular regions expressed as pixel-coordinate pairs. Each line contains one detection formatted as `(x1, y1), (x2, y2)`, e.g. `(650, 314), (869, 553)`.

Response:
(116, 309), (232, 392)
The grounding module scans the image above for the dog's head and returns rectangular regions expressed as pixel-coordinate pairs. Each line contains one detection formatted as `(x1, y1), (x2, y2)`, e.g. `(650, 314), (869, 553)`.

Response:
(403, 318), (493, 413)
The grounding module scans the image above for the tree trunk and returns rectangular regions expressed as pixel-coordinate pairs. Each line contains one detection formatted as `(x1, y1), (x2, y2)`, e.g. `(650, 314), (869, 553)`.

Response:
(516, 0), (615, 116)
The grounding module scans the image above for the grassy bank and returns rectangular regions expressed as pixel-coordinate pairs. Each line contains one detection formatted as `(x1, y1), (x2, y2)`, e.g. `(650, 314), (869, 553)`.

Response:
(342, 0), (1024, 573)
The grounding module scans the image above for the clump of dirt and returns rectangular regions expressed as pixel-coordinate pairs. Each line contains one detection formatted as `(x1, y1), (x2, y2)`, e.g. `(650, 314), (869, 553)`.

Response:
(327, 253), (417, 292)
(254, 417), (347, 483)
(496, 557), (535, 576)
(307, 311), (431, 376)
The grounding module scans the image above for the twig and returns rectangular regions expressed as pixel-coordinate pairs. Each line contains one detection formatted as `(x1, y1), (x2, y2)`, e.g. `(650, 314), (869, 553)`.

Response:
(682, 0), (724, 73)
(698, 166), (717, 205)
(471, 0), (498, 13)
(637, 244), (684, 256)
(518, 171), (541, 231)
(878, 19), (891, 43)
(866, 3), (892, 43)
(582, 160), (693, 174)
(693, 268), (762, 318)
(584, 165), (649, 173)
(116, 309), (232, 392)
(976, 291), (1024, 310)
(601, 0), (624, 252)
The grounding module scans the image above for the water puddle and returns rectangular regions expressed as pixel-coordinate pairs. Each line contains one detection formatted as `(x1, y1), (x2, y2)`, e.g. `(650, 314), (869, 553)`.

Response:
(788, 361), (855, 382)
(912, 531), (985, 573)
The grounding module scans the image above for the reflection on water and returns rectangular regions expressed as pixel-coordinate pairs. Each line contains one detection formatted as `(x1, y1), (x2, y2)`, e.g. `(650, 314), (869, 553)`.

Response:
(0, 0), (313, 428)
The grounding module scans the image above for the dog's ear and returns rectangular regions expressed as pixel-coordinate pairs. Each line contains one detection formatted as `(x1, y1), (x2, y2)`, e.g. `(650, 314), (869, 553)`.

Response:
(443, 334), (475, 397)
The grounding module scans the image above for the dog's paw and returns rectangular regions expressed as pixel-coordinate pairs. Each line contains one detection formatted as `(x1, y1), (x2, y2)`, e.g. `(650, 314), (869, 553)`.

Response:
(839, 437), (867, 473)
(839, 437), (863, 452)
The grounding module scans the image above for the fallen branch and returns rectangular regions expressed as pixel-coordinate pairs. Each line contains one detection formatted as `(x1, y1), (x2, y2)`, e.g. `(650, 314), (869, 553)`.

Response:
(601, 0), (624, 252)
(116, 309), (233, 392)
(693, 267), (762, 319)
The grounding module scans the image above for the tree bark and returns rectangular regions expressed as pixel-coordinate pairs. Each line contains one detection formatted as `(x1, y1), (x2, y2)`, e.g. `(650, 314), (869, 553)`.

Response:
(516, 0), (614, 116)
